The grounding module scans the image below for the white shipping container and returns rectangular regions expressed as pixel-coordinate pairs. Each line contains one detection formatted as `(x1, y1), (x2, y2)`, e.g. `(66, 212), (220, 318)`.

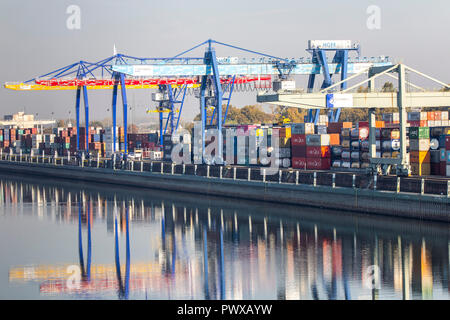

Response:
(306, 134), (330, 146)
(441, 111), (449, 121)
(409, 139), (430, 151)
(447, 164), (450, 177)
(291, 123), (315, 135)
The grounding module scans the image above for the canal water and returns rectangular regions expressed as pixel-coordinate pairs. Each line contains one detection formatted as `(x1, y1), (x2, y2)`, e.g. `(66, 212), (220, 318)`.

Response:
(0, 173), (449, 300)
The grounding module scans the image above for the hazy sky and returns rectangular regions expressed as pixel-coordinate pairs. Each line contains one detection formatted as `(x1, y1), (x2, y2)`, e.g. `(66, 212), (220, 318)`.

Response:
(0, 0), (449, 124)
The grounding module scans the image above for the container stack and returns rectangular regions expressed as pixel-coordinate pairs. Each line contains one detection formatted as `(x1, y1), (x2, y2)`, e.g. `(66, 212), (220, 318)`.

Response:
(305, 134), (330, 170)
(409, 127), (430, 176)
(290, 123), (314, 169)
(340, 128), (351, 169)
(408, 111), (449, 127)
(349, 125), (369, 169)
(327, 122), (345, 168)
(235, 128), (249, 165)
(382, 113), (400, 128)
(162, 134), (173, 161)
(257, 126), (273, 166)
(78, 127), (91, 151)
(429, 127), (445, 175)
(380, 128), (401, 159)
(407, 111), (427, 128)
(446, 136), (450, 177)
(277, 127), (291, 168)
(104, 127), (119, 158)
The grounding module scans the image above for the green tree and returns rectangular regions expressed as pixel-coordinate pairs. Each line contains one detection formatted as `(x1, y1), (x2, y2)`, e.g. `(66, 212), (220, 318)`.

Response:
(89, 120), (104, 128)
(440, 84), (450, 92)
(193, 104), (274, 125)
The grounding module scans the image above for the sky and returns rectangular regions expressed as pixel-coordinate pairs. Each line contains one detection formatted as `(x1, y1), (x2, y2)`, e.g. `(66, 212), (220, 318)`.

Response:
(0, 0), (449, 125)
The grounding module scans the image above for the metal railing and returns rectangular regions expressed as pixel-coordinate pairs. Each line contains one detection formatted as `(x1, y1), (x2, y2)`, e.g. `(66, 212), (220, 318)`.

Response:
(0, 151), (449, 197)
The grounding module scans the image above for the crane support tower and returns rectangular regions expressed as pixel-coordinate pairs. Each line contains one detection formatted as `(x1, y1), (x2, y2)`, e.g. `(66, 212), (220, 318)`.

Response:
(306, 40), (360, 124)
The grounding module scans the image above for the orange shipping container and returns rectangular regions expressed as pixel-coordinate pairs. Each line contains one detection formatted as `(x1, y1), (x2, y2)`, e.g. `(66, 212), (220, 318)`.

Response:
(427, 112), (435, 121)
(329, 133), (340, 146)
(342, 122), (353, 128)
(375, 121), (385, 128)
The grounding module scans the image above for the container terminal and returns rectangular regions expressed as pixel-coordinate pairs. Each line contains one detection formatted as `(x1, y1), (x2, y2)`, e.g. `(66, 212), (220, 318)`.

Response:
(2, 39), (450, 221)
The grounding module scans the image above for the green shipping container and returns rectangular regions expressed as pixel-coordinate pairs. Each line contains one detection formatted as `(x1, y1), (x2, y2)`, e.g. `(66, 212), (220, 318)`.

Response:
(409, 127), (429, 139)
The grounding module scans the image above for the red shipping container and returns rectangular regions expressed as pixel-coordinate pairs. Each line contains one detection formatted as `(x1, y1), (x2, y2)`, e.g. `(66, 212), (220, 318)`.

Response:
(327, 122), (343, 134)
(292, 157), (307, 169)
(306, 158), (331, 170)
(306, 146), (330, 158)
(291, 146), (306, 158)
(445, 136), (450, 150)
(408, 120), (420, 127)
(358, 121), (369, 128)
(420, 120), (427, 127)
(291, 134), (306, 146)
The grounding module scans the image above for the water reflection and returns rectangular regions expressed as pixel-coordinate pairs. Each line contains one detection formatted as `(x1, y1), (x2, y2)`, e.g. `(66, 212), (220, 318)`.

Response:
(2, 176), (449, 300)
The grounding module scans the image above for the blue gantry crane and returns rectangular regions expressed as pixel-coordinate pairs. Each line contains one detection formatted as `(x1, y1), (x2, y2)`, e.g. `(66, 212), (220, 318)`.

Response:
(114, 39), (391, 162)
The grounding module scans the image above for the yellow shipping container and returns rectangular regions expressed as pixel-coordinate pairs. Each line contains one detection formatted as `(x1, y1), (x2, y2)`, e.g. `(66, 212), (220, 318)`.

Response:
(279, 127), (291, 138)
(410, 151), (430, 164)
(411, 163), (430, 176)
(256, 128), (264, 137)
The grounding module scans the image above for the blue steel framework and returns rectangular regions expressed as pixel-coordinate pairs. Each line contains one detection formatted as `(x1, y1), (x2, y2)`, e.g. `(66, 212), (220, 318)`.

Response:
(23, 55), (200, 154)
(78, 193), (92, 281)
(306, 45), (359, 124)
(167, 39), (291, 163)
(156, 84), (189, 146)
